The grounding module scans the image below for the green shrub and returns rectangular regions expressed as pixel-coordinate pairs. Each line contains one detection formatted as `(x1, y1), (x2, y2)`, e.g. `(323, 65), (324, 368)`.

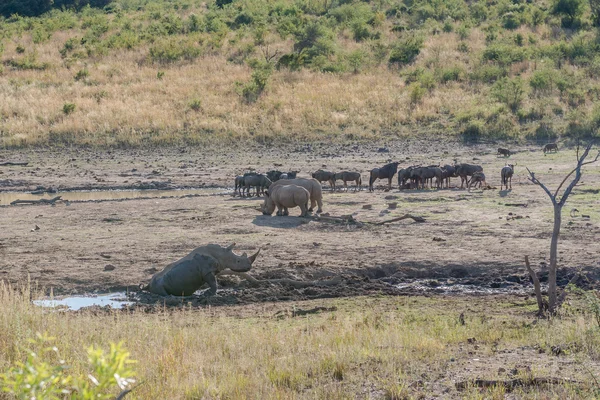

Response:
(6, 52), (49, 70)
(502, 12), (521, 29)
(351, 20), (371, 42)
(457, 42), (469, 53)
(456, 25), (470, 40)
(346, 49), (367, 73)
(16, 44), (26, 54)
(492, 77), (525, 112)
(189, 98), (202, 111)
(470, 64), (507, 83)
(442, 20), (453, 33)
(409, 83), (427, 106)
(237, 58), (273, 103)
(74, 68), (89, 81)
(149, 38), (202, 63)
(293, 21), (336, 62)
(439, 66), (463, 83)
(389, 34), (424, 66)
(461, 119), (484, 141)
(529, 69), (555, 95)
(482, 44), (526, 66)
(62, 102), (76, 115)
(1, 333), (136, 399)
(552, 0), (584, 28)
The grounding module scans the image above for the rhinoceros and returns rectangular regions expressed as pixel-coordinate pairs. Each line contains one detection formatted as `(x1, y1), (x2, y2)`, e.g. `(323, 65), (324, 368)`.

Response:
(269, 178), (323, 213)
(143, 243), (260, 296)
(261, 184), (310, 217)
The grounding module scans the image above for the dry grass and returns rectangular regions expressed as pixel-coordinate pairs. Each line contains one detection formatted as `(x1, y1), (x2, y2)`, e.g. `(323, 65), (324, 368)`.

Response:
(1, 7), (596, 148)
(2, 281), (600, 398)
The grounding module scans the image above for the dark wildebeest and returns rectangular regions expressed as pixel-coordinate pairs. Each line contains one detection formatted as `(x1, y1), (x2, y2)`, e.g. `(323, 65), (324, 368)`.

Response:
(234, 175), (244, 195)
(335, 171), (362, 191)
(543, 143), (558, 153)
(369, 162), (399, 191)
(468, 171), (486, 189)
(455, 163), (483, 189)
(267, 170), (298, 182)
(418, 166), (443, 189)
(311, 170), (336, 190)
(397, 166), (414, 189)
(501, 164), (514, 190)
(441, 164), (457, 188)
(497, 148), (511, 157)
(242, 174), (272, 197)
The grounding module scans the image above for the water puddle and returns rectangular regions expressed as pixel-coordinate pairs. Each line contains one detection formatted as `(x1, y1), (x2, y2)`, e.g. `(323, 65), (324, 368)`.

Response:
(33, 292), (133, 310)
(0, 188), (223, 204)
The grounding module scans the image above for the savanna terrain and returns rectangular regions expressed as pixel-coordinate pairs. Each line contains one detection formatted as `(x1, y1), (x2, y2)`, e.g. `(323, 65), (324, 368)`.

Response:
(1, 140), (600, 398)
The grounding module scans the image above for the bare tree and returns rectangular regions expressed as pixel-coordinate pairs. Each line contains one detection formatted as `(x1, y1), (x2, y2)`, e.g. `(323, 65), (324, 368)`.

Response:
(526, 141), (599, 314)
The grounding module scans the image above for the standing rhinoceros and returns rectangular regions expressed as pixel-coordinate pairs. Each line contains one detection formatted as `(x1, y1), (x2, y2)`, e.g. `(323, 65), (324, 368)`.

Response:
(269, 178), (323, 213)
(261, 184), (310, 217)
(143, 243), (260, 296)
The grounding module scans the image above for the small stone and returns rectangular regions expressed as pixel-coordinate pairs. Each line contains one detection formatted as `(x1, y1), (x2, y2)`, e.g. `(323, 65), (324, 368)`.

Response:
(104, 264), (116, 271)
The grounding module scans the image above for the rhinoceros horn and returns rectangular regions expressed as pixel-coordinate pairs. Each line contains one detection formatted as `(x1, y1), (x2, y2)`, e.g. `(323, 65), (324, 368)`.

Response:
(226, 243), (236, 251)
(248, 249), (261, 264)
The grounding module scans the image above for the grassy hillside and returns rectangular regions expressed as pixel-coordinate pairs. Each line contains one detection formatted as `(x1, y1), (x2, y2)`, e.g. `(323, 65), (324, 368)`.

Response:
(1, 0), (600, 147)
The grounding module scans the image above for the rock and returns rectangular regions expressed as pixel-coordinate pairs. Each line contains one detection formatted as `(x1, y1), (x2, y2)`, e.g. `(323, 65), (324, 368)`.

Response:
(387, 202), (397, 209)
(362, 204), (373, 209)
(377, 147), (389, 153)
(449, 268), (469, 278)
(104, 264), (116, 271)
(505, 275), (521, 283)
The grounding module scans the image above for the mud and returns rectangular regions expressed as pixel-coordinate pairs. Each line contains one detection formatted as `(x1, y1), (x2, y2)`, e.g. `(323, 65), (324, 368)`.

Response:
(1, 139), (599, 309)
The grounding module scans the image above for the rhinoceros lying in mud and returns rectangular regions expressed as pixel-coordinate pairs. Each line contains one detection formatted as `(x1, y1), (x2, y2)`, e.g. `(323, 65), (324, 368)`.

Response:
(143, 243), (260, 296)
(269, 178), (323, 213)
(261, 184), (310, 217)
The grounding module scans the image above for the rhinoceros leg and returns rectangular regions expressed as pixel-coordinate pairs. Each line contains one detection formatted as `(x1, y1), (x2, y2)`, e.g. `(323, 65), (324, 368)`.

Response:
(203, 272), (218, 296)
(283, 207), (289, 216)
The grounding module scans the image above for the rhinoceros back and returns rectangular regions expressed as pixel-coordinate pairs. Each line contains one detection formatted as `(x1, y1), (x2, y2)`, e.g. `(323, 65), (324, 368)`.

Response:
(162, 254), (218, 296)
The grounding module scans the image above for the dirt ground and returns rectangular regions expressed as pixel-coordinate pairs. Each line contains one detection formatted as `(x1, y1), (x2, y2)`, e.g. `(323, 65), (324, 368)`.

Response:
(0, 139), (599, 302)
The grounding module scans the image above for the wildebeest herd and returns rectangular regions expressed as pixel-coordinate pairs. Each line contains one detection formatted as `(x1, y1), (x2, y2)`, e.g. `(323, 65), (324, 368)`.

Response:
(231, 144), (557, 217)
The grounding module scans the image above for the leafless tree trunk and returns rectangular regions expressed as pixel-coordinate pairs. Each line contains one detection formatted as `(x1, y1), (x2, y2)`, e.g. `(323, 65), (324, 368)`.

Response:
(526, 142), (599, 313)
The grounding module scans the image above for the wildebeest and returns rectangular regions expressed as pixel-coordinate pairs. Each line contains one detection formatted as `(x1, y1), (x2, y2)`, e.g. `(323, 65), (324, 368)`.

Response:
(261, 184), (310, 217)
(543, 143), (558, 153)
(369, 162), (399, 191)
(397, 166), (414, 189)
(269, 178), (323, 213)
(455, 163), (483, 189)
(497, 148), (511, 157)
(242, 174), (272, 197)
(311, 170), (336, 190)
(267, 170), (298, 182)
(468, 171), (486, 189)
(501, 164), (514, 190)
(441, 164), (457, 188)
(334, 171), (362, 191)
(234, 175), (244, 195)
(279, 173), (289, 180)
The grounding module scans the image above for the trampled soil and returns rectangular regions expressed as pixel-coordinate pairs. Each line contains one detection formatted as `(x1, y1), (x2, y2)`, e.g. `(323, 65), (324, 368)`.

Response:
(1, 139), (599, 306)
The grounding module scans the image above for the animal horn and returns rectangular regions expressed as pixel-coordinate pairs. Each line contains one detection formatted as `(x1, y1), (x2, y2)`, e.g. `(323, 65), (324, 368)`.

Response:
(226, 243), (236, 251)
(249, 248), (261, 264)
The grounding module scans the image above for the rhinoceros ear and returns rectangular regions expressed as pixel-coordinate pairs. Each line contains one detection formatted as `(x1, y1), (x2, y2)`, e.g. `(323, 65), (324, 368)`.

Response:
(249, 248), (261, 264)
(226, 243), (236, 251)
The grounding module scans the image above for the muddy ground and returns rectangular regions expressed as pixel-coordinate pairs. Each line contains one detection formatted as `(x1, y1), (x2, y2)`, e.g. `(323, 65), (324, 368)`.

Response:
(0, 139), (599, 304)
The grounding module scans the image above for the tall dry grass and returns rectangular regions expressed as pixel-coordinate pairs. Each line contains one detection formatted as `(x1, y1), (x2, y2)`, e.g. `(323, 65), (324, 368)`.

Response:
(1, 14), (594, 147)
(1, 281), (599, 398)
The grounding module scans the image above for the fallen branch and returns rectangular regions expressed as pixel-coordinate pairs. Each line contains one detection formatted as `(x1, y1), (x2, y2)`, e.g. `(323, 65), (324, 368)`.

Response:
(556, 270), (582, 310)
(525, 256), (546, 316)
(0, 161), (28, 166)
(456, 377), (581, 391)
(505, 203), (528, 207)
(371, 213), (426, 225)
(10, 196), (62, 205)
(275, 306), (337, 318)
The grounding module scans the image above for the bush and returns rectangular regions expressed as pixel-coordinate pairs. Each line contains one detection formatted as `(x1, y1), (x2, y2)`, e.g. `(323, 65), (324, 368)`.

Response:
(529, 69), (555, 95)
(62, 102), (76, 115)
(237, 58), (273, 103)
(552, 0), (584, 28)
(492, 77), (525, 112)
(74, 68), (89, 81)
(456, 25), (470, 40)
(482, 44), (526, 66)
(439, 66), (463, 83)
(351, 20), (371, 42)
(470, 64), (507, 83)
(409, 83), (427, 106)
(149, 38), (202, 63)
(502, 12), (521, 29)
(389, 34), (424, 66)
(189, 98), (202, 111)
(346, 49), (367, 73)
(1, 333), (136, 399)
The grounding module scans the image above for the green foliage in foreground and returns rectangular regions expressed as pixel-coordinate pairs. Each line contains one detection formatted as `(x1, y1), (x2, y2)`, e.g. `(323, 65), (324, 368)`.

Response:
(1, 333), (136, 399)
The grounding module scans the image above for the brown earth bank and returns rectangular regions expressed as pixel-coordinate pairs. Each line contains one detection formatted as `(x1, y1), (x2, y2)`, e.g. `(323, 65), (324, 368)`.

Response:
(0, 139), (598, 304)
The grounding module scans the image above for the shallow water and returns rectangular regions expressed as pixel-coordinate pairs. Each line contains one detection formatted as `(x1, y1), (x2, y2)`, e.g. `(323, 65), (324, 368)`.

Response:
(33, 292), (133, 310)
(396, 282), (529, 295)
(0, 188), (223, 204)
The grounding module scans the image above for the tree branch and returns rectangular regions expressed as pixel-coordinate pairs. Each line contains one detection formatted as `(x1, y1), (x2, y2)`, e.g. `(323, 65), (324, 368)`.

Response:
(558, 144), (595, 206)
(526, 167), (556, 205)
